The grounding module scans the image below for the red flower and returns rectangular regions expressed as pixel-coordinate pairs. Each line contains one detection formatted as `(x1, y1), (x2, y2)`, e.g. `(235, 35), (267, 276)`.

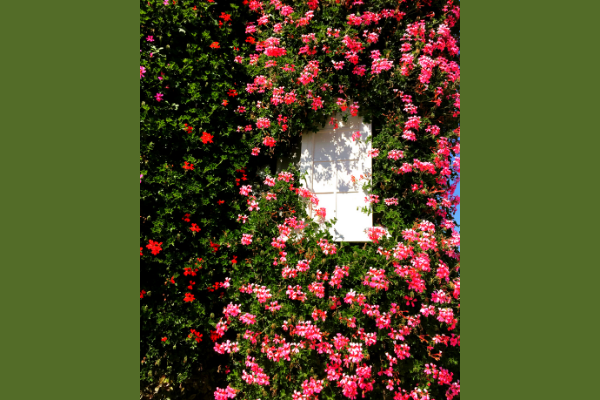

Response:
(193, 6), (197, 10)
(222, 100), (228, 106)
(219, 12), (232, 22)
(184, 123), (193, 134)
(183, 293), (195, 302)
(190, 223), (201, 232)
(217, 200), (225, 205)
(210, 330), (220, 342)
(182, 213), (191, 222)
(170, 276), (175, 284)
(183, 161), (195, 170)
(140, 247), (143, 256)
(190, 329), (203, 342)
(140, 290), (146, 299)
(183, 267), (198, 276)
(209, 42), (220, 49)
(227, 89), (238, 97)
(200, 131), (214, 144)
(246, 37), (256, 44)
(209, 240), (220, 253)
(146, 240), (163, 255)
(161, 337), (167, 342)
(231, 255), (237, 264)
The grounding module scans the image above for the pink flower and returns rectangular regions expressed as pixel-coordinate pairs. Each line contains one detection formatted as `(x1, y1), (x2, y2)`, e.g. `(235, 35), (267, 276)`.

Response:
(352, 131), (361, 141)
(352, 64), (367, 76)
(316, 207), (326, 219)
(146, 36), (154, 42)
(155, 93), (164, 102)
(256, 117), (271, 129)
(402, 129), (416, 141)
(239, 185), (252, 196)
(332, 60), (345, 70)
(264, 176), (276, 187)
(387, 150), (404, 160)
(140, 66), (146, 78)
(241, 234), (253, 245)
(277, 171), (294, 182)
(214, 386), (237, 400)
(311, 96), (324, 110)
(263, 136), (276, 147)
(365, 194), (380, 204)
(239, 312), (257, 325)
(251, 147), (260, 156)
(367, 148), (380, 158)
(366, 227), (388, 244)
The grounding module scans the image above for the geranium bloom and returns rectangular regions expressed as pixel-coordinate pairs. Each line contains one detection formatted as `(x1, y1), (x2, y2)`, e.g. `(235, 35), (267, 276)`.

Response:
(363, 268), (390, 290)
(264, 176), (275, 186)
(365, 194), (380, 204)
(223, 303), (241, 318)
(366, 226), (387, 243)
(239, 313), (257, 325)
(286, 285), (307, 302)
(146, 240), (163, 255)
(155, 93), (164, 102)
(190, 223), (201, 232)
(367, 148), (379, 158)
(209, 42), (220, 49)
(352, 64), (367, 76)
(251, 147), (260, 156)
(140, 66), (146, 78)
(239, 185), (252, 196)
(394, 343), (411, 360)
(200, 131), (213, 144)
(182, 161), (194, 170)
(387, 150), (404, 160)
(316, 207), (326, 219)
(146, 35), (154, 42)
(183, 293), (195, 302)
(263, 136), (276, 147)
(277, 171), (294, 182)
(317, 238), (337, 255)
(384, 198), (398, 206)
(241, 234), (253, 245)
(247, 198), (260, 212)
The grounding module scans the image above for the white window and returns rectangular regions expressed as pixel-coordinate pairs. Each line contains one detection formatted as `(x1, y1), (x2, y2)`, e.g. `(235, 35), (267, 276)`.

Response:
(300, 114), (373, 242)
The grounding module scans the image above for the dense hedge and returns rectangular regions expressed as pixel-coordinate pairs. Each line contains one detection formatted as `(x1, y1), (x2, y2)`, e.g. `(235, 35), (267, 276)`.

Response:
(141, 1), (460, 399)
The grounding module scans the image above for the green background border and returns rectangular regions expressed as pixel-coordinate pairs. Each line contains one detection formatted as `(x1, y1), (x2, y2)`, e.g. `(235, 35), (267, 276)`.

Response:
(1, 1), (139, 398)
(464, 1), (600, 399)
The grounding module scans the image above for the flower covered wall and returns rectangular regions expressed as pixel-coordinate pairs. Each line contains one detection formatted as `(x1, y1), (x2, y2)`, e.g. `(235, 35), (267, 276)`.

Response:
(140, 1), (460, 399)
